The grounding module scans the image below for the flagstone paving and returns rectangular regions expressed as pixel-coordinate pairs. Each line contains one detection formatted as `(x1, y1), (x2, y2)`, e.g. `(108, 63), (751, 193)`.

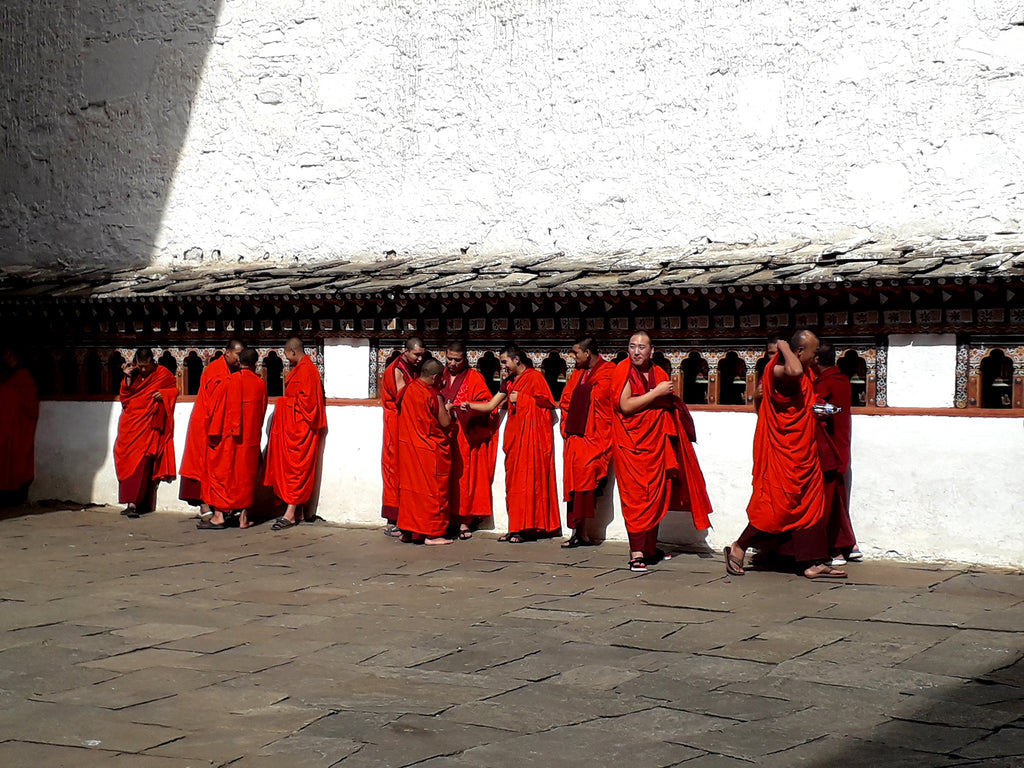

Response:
(0, 506), (1022, 767)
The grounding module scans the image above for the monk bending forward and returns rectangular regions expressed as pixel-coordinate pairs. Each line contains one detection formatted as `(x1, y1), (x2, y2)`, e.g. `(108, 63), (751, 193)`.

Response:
(397, 358), (455, 545)
(724, 330), (847, 580)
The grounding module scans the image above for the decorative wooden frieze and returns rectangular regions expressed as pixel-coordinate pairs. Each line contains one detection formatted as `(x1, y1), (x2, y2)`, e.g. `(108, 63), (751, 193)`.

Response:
(493, 318), (508, 332)
(824, 312), (848, 326)
(946, 309), (972, 324)
(883, 310), (911, 325)
(915, 309), (941, 324)
(361, 319), (375, 331)
(447, 318), (463, 332)
(610, 317), (629, 331)
(796, 313), (817, 326)
(739, 314), (760, 329)
(662, 316), (682, 330)
(469, 318), (486, 332)
(766, 314), (788, 328)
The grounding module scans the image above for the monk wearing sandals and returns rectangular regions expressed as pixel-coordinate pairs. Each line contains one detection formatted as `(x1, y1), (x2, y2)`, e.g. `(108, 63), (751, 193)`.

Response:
(724, 330), (848, 580)
(265, 338), (327, 530)
(397, 358), (455, 545)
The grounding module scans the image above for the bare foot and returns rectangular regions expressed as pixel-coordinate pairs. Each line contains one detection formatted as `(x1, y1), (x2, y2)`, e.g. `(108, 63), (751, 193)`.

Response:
(804, 563), (847, 579)
(424, 537), (454, 546)
(239, 512), (251, 529)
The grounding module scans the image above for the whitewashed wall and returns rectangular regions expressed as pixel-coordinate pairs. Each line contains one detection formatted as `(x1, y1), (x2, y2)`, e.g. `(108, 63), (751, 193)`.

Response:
(32, 400), (1024, 569)
(3, 1), (1023, 268)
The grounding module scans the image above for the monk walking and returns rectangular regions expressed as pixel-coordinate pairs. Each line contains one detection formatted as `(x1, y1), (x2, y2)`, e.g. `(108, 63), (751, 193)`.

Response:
(812, 341), (861, 565)
(0, 347), (39, 507)
(465, 345), (560, 543)
(265, 338), (327, 530)
(612, 331), (713, 572)
(113, 348), (179, 518)
(396, 358), (454, 545)
(724, 330), (847, 579)
(199, 347), (269, 530)
(179, 340), (244, 512)
(441, 342), (498, 539)
(380, 337), (426, 536)
(559, 338), (613, 548)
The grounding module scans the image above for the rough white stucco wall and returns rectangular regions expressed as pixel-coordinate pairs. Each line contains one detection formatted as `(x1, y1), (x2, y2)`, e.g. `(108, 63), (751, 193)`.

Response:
(33, 402), (1024, 569)
(4, 1), (1024, 268)
(886, 333), (957, 408)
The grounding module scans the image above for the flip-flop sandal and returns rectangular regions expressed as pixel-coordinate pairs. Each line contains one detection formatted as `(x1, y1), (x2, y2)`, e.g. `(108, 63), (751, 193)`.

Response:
(561, 533), (582, 548)
(805, 565), (847, 579)
(271, 517), (298, 531)
(498, 532), (524, 543)
(458, 530), (473, 540)
(196, 518), (227, 530)
(724, 547), (745, 576)
(383, 525), (403, 538)
(629, 557), (648, 572)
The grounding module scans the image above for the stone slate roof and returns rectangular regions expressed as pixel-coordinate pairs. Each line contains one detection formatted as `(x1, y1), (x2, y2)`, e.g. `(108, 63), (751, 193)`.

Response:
(3, 234), (1024, 300)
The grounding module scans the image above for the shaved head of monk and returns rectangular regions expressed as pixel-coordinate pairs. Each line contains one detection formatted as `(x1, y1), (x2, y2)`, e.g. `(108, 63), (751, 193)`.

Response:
(420, 357), (444, 385)
(284, 337), (305, 365)
(239, 347), (259, 370)
(403, 337), (426, 370)
(790, 329), (820, 365)
(445, 341), (468, 375)
(223, 339), (245, 370)
(571, 337), (599, 369)
(627, 331), (653, 369)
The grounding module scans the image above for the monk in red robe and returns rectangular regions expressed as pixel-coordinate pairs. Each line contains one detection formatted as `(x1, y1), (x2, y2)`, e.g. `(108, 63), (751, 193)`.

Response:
(265, 338), (327, 529)
(397, 358), (454, 545)
(199, 348), (269, 530)
(178, 340), (244, 511)
(0, 347), (39, 506)
(113, 348), (179, 518)
(725, 330), (847, 579)
(812, 342), (860, 564)
(441, 342), (498, 539)
(612, 331), (713, 572)
(465, 345), (560, 543)
(380, 337), (426, 535)
(559, 337), (613, 548)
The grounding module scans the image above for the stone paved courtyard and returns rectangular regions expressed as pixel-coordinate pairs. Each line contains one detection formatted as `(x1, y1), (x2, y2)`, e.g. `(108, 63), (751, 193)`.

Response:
(1, 505), (1022, 768)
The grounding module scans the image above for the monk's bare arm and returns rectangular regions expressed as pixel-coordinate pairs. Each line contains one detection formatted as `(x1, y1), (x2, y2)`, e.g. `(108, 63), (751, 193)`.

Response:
(394, 367), (407, 393)
(619, 379), (674, 416)
(436, 394), (453, 428)
(464, 391), (506, 414)
(773, 340), (803, 381)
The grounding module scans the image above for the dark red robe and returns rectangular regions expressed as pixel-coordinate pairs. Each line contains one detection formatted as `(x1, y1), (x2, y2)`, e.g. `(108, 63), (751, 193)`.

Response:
(503, 368), (560, 534)
(114, 365), (178, 504)
(0, 367), (39, 493)
(178, 356), (232, 502)
(815, 366), (856, 555)
(611, 359), (713, 535)
(397, 378), (451, 538)
(205, 369), (268, 510)
(442, 367), (498, 525)
(560, 357), (614, 529)
(380, 357), (418, 523)
(264, 356), (327, 505)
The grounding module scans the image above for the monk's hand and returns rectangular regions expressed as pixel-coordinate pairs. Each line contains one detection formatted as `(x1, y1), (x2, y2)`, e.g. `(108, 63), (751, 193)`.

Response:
(652, 381), (674, 398)
(509, 391), (518, 404)
(122, 362), (135, 377)
(776, 340), (792, 354)
(151, 391), (163, 401)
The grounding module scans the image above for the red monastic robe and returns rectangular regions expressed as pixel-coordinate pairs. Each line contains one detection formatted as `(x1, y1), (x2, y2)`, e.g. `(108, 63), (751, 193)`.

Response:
(0, 367), (39, 491)
(114, 365), (178, 485)
(205, 369), (268, 510)
(381, 357), (418, 521)
(746, 353), (825, 533)
(264, 356), (327, 505)
(179, 356), (232, 492)
(503, 367), (561, 534)
(397, 378), (451, 538)
(611, 359), (713, 534)
(559, 357), (613, 500)
(442, 367), (498, 522)
(815, 366), (856, 552)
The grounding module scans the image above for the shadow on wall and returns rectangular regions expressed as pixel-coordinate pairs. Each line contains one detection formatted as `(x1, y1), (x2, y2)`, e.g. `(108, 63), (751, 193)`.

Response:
(0, 0), (224, 269)
(33, 401), (117, 505)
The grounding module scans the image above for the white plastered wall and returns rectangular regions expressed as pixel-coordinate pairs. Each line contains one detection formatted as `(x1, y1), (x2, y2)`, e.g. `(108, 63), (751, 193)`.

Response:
(886, 334), (957, 408)
(32, 400), (1024, 569)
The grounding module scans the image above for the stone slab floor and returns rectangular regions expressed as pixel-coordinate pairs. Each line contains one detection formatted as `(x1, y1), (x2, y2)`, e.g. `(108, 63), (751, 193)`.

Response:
(1, 506), (1022, 768)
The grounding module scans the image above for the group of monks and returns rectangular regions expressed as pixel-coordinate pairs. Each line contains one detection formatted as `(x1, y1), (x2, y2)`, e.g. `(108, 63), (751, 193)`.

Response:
(112, 338), (327, 530)
(379, 334), (714, 571)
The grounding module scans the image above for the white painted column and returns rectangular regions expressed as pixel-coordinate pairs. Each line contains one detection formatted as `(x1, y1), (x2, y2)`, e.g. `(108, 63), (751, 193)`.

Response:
(323, 338), (371, 398)
(885, 333), (957, 407)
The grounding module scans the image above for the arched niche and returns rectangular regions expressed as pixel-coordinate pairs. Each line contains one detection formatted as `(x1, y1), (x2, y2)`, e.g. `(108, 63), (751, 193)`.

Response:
(838, 350), (869, 406)
(184, 351), (204, 396)
(980, 348), (1013, 409)
(158, 350), (178, 375)
(59, 350), (79, 395)
(652, 351), (672, 377)
(541, 350), (567, 400)
(681, 352), (709, 405)
(476, 350), (500, 395)
(108, 351), (126, 394)
(263, 350), (284, 397)
(716, 351), (747, 406)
